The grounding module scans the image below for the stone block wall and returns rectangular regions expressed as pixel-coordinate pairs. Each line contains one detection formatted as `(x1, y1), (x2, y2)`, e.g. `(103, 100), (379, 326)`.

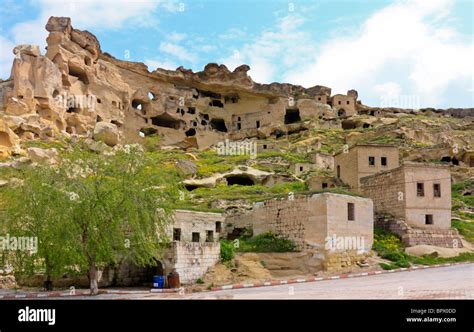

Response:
(403, 229), (463, 248)
(251, 197), (310, 250)
(375, 214), (463, 248)
(360, 166), (406, 219)
(323, 250), (371, 272)
(165, 242), (220, 284)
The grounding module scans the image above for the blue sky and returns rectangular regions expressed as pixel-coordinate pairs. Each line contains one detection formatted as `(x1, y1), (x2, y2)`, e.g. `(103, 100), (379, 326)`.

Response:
(0, 0), (472, 108)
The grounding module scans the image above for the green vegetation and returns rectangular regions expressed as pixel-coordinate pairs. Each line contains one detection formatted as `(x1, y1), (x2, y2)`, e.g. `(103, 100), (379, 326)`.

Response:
(236, 232), (296, 253)
(373, 228), (411, 269)
(1, 145), (180, 294)
(452, 180), (474, 220)
(373, 228), (474, 270)
(220, 240), (235, 262)
(452, 220), (474, 243)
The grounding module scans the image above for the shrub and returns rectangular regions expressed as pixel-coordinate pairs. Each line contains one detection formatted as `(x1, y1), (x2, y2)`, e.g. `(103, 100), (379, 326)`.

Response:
(220, 240), (235, 262)
(237, 232), (296, 253)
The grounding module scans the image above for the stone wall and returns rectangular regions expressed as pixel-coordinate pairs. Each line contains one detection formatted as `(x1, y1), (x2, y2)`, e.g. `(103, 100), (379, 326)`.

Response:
(164, 242), (220, 284)
(309, 152), (334, 171)
(360, 166), (406, 218)
(323, 250), (371, 271)
(227, 193), (374, 253)
(362, 163), (452, 230)
(334, 146), (359, 189)
(375, 214), (463, 248)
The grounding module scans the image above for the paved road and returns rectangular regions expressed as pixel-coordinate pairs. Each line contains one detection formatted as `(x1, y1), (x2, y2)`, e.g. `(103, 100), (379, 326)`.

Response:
(138, 264), (474, 300)
(3, 264), (472, 300)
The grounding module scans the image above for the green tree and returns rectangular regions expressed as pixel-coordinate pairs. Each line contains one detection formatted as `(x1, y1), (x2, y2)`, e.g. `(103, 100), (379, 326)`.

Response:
(1, 144), (180, 295)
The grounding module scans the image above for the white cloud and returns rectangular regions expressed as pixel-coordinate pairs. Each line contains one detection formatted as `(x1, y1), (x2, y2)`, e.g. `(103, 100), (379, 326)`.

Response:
(221, 14), (316, 83)
(166, 32), (187, 42)
(283, 0), (473, 107)
(1, 0), (174, 79)
(159, 42), (198, 63)
(145, 58), (178, 71)
(219, 28), (246, 40)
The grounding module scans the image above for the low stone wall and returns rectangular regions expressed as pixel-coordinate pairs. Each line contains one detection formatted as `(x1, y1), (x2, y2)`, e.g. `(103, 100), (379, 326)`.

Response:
(403, 228), (463, 248)
(322, 250), (370, 271)
(376, 214), (463, 248)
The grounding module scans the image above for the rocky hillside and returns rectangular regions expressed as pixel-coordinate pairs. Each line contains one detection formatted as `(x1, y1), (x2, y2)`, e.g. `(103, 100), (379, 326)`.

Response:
(0, 16), (472, 218)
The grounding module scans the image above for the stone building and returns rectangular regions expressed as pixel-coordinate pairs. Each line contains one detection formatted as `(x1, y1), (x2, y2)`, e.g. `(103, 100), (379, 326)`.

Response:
(103, 210), (223, 286)
(306, 175), (338, 191)
(360, 162), (462, 248)
(329, 93), (357, 117)
(309, 152), (334, 171)
(226, 193), (374, 269)
(334, 144), (399, 191)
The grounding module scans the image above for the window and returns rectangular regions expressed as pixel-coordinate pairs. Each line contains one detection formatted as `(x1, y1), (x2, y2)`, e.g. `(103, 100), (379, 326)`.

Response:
(256, 120), (260, 128)
(433, 183), (441, 197)
(206, 231), (214, 242)
(299, 166), (303, 172)
(347, 203), (355, 221)
(337, 165), (341, 178)
(417, 183), (425, 197)
(346, 100), (350, 105)
(322, 183), (328, 189)
(237, 123), (241, 130)
(368, 156), (375, 166)
(338, 101), (342, 105)
(173, 228), (181, 241)
(318, 97), (321, 101)
(216, 222), (222, 233)
(192, 232), (200, 242)
(425, 214), (433, 225)
(381, 157), (387, 166)
(263, 144), (267, 150)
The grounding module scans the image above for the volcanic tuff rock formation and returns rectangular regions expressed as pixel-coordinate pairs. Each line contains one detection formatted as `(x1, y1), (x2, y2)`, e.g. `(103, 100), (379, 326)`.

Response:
(0, 16), (357, 158)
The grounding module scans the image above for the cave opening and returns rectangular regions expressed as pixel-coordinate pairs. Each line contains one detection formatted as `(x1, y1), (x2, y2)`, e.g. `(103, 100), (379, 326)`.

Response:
(209, 118), (227, 132)
(198, 90), (221, 99)
(209, 100), (224, 108)
(337, 109), (347, 117)
(185, 128), (196, 137)
(341, 120), (356, 130)
(68, 64), (89, 84)
(440, 156), (459, 165)
(225, 174), (255, 186)
(140, 127), (158, 136)
(185, 184), (199, 191)
(284, 108), (301, 124)
(151, 113), (182, 129)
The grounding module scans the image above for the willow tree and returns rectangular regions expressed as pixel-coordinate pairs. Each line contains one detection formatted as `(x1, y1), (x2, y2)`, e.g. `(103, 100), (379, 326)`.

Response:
(2, 144), (181, 295)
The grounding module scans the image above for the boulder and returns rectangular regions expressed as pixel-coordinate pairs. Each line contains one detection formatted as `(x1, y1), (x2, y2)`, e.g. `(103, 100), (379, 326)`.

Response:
(93, 122), (120, 146)
(13, 44), (41, 57)
(27, 147), (58, 164)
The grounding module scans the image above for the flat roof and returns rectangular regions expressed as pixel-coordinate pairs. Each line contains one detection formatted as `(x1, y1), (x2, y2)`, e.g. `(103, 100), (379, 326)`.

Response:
(334, 143), (398, 156)
(359, 162), (450, 181)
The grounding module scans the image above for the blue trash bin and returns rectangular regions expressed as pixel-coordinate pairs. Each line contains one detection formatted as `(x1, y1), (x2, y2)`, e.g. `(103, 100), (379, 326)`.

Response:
(153, 275), (165, 289)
